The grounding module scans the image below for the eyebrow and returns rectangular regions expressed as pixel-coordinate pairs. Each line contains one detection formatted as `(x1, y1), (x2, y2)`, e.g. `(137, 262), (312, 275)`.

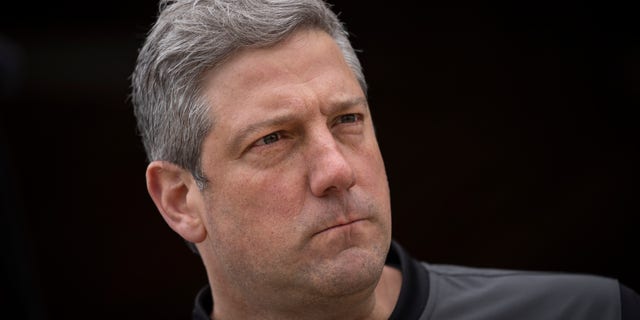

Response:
(329, 96), (369, 115)
(229, 96), (368, 155)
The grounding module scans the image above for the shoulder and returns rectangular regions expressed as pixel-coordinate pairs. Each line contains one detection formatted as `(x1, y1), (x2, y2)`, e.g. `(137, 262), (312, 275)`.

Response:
(421, 263), (622, 320)
(425, 263), (618, 296)
(620, 283), (640, 320)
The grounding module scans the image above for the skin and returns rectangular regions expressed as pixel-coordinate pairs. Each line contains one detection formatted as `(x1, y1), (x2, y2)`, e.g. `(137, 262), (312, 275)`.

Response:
(146, 28), (400, 319)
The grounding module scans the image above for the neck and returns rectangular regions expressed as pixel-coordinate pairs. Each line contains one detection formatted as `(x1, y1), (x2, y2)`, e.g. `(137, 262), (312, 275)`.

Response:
(209, 266), (402, 320)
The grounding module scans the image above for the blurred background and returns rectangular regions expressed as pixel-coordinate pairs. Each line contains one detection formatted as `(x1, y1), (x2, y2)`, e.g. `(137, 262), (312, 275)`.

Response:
(1, 0), (638, 318)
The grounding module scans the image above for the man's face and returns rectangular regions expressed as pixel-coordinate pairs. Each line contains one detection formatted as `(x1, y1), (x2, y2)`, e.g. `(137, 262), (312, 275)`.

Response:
(197, 28), (391, 302)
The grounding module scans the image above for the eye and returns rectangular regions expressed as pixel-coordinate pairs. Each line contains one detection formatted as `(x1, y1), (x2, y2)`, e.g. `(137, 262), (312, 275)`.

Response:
(335, 113), (362, 125)
(253, 132), (282, 147)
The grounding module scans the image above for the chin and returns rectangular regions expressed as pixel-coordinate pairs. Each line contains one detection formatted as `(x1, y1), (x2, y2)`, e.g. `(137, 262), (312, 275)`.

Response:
(306, 241), (388, 298)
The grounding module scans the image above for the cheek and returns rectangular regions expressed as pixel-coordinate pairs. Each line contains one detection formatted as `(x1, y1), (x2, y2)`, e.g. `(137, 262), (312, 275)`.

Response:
(215, 163), (308, 226)
(355, 145), (391, 216)
(206, 164), (309, 266)
(355, 143), (387, 184)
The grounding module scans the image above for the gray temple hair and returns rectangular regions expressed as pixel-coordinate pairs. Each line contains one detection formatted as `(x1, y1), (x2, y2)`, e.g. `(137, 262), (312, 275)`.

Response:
(131, 0), (367, 189)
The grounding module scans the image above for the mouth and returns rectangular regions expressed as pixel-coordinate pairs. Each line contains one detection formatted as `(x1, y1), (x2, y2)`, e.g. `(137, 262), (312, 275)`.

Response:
(313, 218), (366, 236)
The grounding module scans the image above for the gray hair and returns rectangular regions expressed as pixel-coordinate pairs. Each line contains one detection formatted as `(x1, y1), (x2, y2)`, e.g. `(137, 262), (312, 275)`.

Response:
(131, 0), (367, 188)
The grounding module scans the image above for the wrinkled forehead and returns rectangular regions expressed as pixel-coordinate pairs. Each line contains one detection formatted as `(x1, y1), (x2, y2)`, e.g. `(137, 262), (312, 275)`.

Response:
(200, 28), (363, 117)
(203, 30), (341, 88)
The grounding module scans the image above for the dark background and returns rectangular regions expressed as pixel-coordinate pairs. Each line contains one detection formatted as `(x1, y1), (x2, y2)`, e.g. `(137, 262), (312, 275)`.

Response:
(1, 0), (638, 319)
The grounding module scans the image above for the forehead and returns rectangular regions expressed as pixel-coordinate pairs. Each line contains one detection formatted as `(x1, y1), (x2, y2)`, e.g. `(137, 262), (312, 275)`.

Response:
(201, 28), (361, 111)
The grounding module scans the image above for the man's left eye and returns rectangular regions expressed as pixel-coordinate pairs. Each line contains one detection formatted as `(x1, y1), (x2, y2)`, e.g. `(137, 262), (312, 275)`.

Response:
(336, 114), (361, 124)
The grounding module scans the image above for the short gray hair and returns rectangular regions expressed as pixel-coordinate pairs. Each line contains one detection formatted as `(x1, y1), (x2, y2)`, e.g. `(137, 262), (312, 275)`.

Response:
(131, 0), (367, 188)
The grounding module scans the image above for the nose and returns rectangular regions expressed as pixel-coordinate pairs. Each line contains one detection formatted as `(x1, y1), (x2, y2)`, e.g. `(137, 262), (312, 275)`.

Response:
(307, 130), (356, 197)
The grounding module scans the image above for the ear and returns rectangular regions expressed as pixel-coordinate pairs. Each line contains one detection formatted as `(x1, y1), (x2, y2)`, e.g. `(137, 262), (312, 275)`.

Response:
(145, 161), (207, 243)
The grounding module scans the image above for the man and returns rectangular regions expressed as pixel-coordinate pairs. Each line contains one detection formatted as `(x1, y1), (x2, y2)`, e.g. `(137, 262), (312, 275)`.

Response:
(131, 0), (639, 319)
